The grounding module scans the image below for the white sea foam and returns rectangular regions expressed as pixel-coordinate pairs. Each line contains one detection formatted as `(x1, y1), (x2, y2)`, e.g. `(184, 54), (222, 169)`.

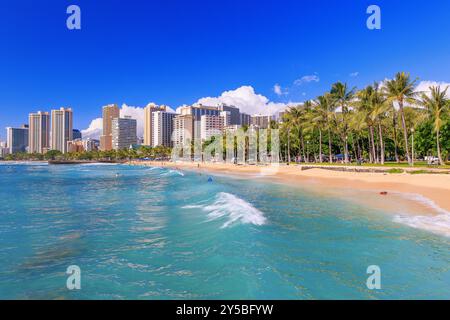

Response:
(392, 193), (450, 237)
(79, 163), (118, 166)
(183, 192), (266, 228)
(0, 161), (48, 166)
(162, 169), (184, 177)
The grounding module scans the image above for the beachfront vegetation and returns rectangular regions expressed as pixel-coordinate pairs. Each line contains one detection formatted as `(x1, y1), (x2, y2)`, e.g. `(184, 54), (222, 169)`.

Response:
(2, 145), (173, 162)
(279, 72), (450, 167)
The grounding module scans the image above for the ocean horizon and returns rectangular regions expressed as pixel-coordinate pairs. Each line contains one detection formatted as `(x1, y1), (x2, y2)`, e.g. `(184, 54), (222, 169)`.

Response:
(0, 163), (449, 299)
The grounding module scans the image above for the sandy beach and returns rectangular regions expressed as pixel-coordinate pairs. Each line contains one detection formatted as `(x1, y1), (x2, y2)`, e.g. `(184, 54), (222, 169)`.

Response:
(130, 161), (450, 215)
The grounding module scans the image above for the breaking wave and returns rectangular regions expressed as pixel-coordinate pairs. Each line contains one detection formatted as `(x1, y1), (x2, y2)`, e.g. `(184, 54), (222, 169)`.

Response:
(393, 193), (450, 237)
(162, 169), (185, 177)
(183, 192), (266, 228)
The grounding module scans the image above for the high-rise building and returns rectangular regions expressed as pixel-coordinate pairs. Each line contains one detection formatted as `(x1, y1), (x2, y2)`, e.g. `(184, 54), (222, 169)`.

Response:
(28, 111), (50, 154)
(200, 115), (224, 141)
(82, 138), (98, 152)
(251, 115), (273, 129)
(179, 105), (220, 141)
(179, 105), (220, 120)
(220, 111), (231, 127)
(152, 111), (175, 147)
(100, 104), (120, 151)
(6, 125), (29, 154)
(0, 145), (9, 158)
(218, 104), (240, 125)
(51, 107), (73, 153)
(67, 140), (84, 153)
(112, 117), (137, 150)
(240, 113), (251, 126)
(144, 104), (166, 146)
(72, 129), (82, 140)
(173, 114), (194, 146)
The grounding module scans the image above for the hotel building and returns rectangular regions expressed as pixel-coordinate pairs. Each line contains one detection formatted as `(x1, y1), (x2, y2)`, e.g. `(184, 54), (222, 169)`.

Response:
(173, 114), (194, 146)
(82, 138), (98, 152)
(218, 104), (240, 125)
(6, 125), (29, 154)
(240, 113), (251, 126)
(51, 107), (73, 153)
(200, 114), (224, 141)
(72, 129), (82, 140)
(28, 111), (50, 154)
(67, 140), (84, 153)
(179, 105), (220, 141)
(100, 104), (120, 151)
(112, 117), (137, 150)
(144, 104), (167, 147)
(152, 111), (175, 147)
(0, 142), (9, 158)
(251, 115), (274, 129)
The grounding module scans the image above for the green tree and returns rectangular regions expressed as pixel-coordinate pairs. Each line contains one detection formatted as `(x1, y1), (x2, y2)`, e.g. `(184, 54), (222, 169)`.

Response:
(384, 72), (418, 165)
(419, 86), (449, 165)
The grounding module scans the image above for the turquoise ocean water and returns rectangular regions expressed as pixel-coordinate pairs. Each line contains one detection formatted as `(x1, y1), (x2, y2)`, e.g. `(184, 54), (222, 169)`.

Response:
(0, 163), (449, 299)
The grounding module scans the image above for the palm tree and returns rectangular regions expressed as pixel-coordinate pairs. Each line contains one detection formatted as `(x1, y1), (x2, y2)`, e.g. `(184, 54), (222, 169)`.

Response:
(313, 94), (334, 163)
(420, 86), (449, 165)
(356, 85), (378, 163)
(371, 87), (389, 165)
(330, 82), (355, 163)
(384, 72), (418, 165)
(288, 102), (311, 162)
(357, 83), (389, 164)
(281, 111), (295, 164)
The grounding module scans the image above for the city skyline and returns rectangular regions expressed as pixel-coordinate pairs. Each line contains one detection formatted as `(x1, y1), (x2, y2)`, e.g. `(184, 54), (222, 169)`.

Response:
(2, 0), (450, 140)
(0, 101), (272, 154)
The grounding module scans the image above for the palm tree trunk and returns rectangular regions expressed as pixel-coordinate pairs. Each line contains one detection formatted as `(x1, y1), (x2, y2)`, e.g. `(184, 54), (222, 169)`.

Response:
(368, 135), (373, 163)
(343, 107), (349, 163)
(399, 101), (412, 165)
(300, 131), (306, 163)
(287, 129), (291, 165)
(328, 128), (333, 163)
(370, 126), (377, 163)
(378, 122), (385, 165)
(358, 138), (363, 162)
(344, 140), (349, 163)
(393, 112), (400, 163)
(319, 129), (323, 163)
(437, 129), (444, 165)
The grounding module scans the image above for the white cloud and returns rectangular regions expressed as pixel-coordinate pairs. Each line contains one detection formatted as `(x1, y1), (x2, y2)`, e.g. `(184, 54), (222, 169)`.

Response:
(415, 81), (450, 98)
(195, 85), (295, 116)
(81, 103), (175, 140)
(273, 84), (283, 96)
(81, 117), (102, 140)
(294, 74), (320, 86)
(120, 104), (145, 138)
(350, 72), (359, 77)
(273, 84), (289, 96)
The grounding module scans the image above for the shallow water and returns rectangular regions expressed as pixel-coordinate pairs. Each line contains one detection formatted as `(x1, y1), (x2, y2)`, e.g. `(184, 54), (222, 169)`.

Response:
(0, 163), (449, 299)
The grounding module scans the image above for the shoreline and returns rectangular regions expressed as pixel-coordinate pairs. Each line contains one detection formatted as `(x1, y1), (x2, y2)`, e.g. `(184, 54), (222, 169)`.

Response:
(130, 160), (450, 214)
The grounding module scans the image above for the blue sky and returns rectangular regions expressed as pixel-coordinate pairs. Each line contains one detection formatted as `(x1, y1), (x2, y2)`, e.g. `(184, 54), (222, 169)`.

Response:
(1, 0), (450, 140)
